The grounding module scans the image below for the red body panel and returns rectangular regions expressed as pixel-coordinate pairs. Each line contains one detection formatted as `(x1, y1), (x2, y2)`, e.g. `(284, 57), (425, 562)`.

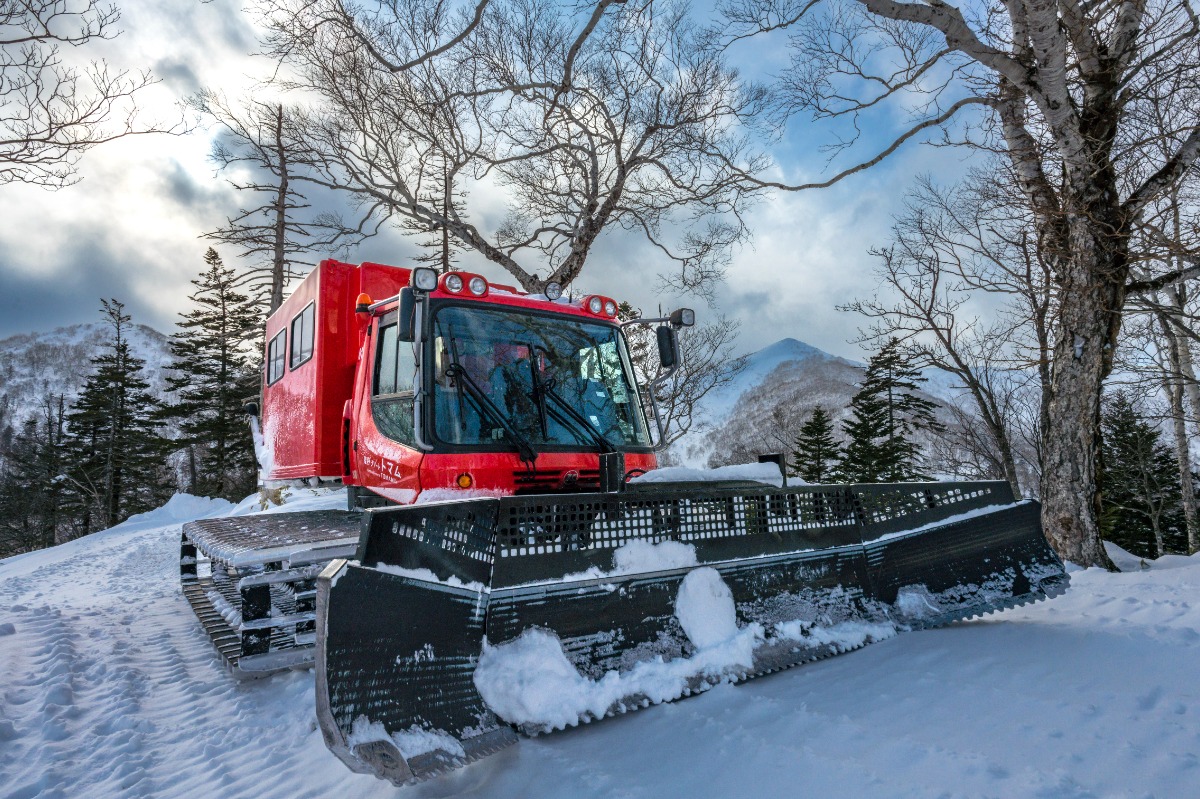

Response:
(262, 260), (410, 481)
(262, 260), (657, 499)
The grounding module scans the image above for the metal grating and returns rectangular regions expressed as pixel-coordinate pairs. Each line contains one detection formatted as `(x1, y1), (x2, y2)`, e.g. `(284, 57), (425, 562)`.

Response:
(490, 482), (1006, 558)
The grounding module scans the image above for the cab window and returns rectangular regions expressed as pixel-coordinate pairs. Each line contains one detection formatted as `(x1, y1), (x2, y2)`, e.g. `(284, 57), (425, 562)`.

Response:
(372, 319), (416, 444)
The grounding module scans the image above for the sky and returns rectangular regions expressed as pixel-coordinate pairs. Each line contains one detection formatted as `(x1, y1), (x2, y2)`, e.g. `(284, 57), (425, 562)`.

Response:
(0, 0), (980, 361)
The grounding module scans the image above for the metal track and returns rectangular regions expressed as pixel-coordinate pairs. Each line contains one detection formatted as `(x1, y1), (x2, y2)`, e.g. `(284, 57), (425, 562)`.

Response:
(180, 510), (361, 677)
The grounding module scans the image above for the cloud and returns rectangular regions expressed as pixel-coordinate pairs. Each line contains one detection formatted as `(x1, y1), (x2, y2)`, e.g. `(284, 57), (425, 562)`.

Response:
(0, 0), (989, 366)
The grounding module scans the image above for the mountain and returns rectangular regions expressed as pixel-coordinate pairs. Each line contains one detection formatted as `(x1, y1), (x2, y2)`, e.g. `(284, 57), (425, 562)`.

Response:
(0, 322), (174, 434)
(1, 491), (1196, 798)
(669, 337), (967, 470)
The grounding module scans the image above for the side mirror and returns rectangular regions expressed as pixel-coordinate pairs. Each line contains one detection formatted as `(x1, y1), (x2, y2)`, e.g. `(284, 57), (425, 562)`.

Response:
(656, 325), (678, 369)
(398, 287), (416, 342)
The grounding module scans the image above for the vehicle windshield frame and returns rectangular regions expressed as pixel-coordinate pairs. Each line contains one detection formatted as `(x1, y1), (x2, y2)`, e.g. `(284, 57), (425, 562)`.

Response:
(424, 300), (653, 453)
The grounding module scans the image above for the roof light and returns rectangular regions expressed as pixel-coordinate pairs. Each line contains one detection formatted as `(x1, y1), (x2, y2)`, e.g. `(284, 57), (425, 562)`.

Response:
(355, 293), (372, 314)
(544, 282), (563, 301)
(588, 296), (603, 314)
(468, 276), (488, 296)
(412, 267), (438, 292)
(670, 308), (696, 327)
(444, 273), (464, 293)
(604, 300), (617, 317)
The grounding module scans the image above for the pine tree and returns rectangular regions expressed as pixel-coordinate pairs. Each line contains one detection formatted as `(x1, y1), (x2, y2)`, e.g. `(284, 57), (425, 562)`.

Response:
(790, 406), (840, 482)
(837, 339), (942, 482)
(0, 396), (68, 555)
(64, 300), (171, 533)
(1099, 393), (1186, 559)
(163, 248), (261, 500)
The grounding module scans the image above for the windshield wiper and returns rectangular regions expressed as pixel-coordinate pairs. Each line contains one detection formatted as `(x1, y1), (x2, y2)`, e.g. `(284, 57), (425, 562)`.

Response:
(445, 335), (538, 465)
(539, 379), (615, 454)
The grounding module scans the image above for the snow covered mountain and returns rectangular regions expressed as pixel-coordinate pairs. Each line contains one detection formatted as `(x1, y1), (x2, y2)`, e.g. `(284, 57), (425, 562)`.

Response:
(669, 337), (973, 469)
(1, 491), (1196, 798)
(0, 322), (174, 431)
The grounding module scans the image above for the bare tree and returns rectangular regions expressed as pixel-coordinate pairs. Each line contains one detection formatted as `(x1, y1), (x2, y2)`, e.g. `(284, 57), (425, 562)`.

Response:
(257, 0), (766, 295)
(621, 305), (748, 451)
(723, 0), (1200, 566)
(192, 92), (362, 313)
(1, 0), (178, 187)
(845, 167), (1060, 496)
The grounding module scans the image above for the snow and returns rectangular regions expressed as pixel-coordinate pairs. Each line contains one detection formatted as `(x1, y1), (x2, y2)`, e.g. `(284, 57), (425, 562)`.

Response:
(372, 564), (486, 593)
(2, 493), (1199, 798)
(630, 461), (786, 487)
(674, 567), (741, 650)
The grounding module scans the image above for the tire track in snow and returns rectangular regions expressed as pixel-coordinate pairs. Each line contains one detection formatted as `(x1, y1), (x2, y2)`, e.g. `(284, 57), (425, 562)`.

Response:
(1, 520), (384, 799)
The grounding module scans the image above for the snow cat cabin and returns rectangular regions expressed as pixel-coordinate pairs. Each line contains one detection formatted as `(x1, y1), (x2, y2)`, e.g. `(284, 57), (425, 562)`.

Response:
(258, 259), (661, 506)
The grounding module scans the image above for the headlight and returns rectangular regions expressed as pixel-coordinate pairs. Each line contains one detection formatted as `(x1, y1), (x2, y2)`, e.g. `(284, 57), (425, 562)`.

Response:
(468, 276), (487, 296)
(588, 296), (603, 314)
(411, 267), (438, 292)
(445, 274), (464, 293)
(604, 300), (617, 317)
(544, 281), (563, 301)
(670, 308), (696, 327)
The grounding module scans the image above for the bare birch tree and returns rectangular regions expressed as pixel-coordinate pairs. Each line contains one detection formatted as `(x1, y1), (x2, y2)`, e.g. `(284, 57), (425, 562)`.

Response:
(1, 0), (178, 187)
(192, 92), (362, 313)
(256, 0), (766, 295)
(723, 0), (1200, 566)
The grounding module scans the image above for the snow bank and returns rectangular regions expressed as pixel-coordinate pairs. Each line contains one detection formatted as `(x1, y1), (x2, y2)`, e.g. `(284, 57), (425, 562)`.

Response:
(116, 493), (234, 530)
(629, 462), (788, 487)
(6, 490), (1200, 799)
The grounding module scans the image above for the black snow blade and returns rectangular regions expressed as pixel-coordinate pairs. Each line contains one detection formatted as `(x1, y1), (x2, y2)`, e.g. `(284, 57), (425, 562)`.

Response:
(314, 481), (1068, 785)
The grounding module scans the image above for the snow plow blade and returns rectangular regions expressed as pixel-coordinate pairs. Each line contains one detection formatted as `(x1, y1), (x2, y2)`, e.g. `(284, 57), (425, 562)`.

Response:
(315, 480), (1068, 785)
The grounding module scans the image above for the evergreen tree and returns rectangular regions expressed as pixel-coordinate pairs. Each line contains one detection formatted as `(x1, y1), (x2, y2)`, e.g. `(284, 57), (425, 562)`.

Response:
(0, 396), (68, 556)
(837, 339), (942, 482)
(163, 248), (261, 500)
(1099, 393), (1186, 559)
(64, 300), (171, 533)
(790, 406), (840, 482)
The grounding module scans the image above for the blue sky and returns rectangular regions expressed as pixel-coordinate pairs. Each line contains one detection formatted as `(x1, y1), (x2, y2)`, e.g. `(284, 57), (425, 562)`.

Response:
(0, 0), (979, 360)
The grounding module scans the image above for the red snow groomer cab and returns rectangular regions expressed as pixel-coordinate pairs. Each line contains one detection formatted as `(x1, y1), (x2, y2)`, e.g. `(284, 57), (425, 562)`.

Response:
(260, 259), (678, 506)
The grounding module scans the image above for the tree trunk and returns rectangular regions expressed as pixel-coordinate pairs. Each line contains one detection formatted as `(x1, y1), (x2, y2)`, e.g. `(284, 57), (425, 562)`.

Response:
(270, 105), (288, 314)
(1038, 212), (1123, 569)
(1157, 308), (1199, 553)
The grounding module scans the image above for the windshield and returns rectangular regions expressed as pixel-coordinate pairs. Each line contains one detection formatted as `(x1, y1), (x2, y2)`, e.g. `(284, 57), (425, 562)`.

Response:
(431, 304), (651, 449)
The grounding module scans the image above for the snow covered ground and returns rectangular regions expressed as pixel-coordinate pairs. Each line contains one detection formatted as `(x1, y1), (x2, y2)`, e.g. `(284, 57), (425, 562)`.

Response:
(2, 491), (1198, 799)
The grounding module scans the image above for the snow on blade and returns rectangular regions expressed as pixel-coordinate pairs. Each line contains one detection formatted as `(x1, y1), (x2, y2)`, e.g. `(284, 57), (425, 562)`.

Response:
(475, 569), (763, 729)
(628, 462), (789, 487)
(674, 567), (741, 651)
(348, 717), (466, 760)
(534, 539), (699, 586)
(372, 564), (487, 593)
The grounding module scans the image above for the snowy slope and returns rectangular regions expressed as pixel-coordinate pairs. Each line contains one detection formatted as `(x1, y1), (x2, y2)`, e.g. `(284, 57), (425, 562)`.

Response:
(2, 495), (1198, 799)
(701, 338), (856, 422)
(0, 322), (174, 429)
